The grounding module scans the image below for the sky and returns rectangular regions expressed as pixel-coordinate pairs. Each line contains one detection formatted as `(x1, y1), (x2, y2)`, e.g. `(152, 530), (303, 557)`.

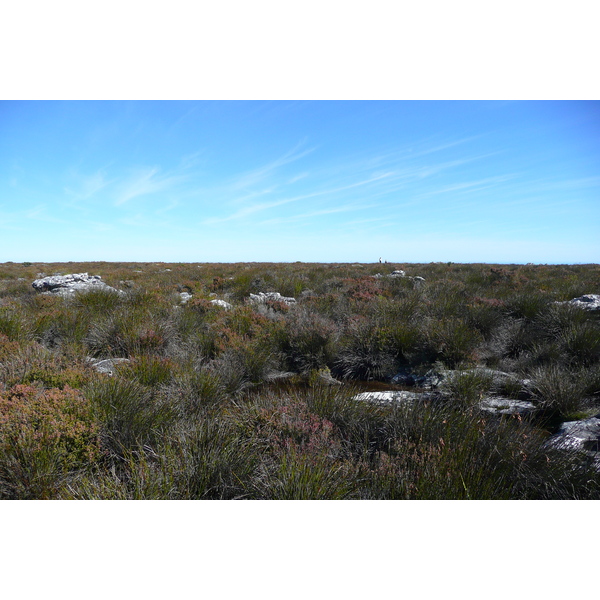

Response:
(1, 100), (599, 264)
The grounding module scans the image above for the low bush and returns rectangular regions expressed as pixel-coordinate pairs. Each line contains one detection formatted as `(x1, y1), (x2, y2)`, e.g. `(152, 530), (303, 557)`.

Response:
(84, 377), (175, 460)
(529, 364), (591, 420)
(277, 308), (338, 373)
(0, 384), (100, 498)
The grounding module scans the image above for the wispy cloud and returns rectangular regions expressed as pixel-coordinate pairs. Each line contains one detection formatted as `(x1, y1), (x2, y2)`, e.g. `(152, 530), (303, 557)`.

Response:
(288, 172), (309, 184)
(114, 167), (187, 206)
(202, 170), (397, 225)
(258, 203), (380, 226)
(64, 169), (116, 202)
(415, 174), (516, 199)
(25, 204), (67, 224)
(228, 141), (316, 192)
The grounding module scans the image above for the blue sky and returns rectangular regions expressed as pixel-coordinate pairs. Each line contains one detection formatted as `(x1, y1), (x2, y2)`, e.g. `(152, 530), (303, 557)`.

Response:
(1, 100), (598, 263)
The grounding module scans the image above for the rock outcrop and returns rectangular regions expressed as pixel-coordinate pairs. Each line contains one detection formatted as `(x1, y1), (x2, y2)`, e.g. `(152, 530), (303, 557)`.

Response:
(32, 273), (123, 297)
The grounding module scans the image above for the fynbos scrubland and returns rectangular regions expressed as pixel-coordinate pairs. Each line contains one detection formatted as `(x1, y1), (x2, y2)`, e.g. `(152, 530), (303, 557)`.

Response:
(1, 261), (599, 499)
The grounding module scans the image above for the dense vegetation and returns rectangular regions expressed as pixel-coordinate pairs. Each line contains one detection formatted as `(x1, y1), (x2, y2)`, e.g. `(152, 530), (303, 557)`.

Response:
(1, 260), (599, 499)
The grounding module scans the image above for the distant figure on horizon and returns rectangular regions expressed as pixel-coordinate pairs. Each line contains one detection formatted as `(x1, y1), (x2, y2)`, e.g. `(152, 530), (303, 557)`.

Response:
(379, 257), (382, 263)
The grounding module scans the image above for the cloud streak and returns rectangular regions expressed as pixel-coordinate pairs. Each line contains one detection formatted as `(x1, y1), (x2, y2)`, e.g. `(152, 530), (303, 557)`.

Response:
(114, 167), (188, 206)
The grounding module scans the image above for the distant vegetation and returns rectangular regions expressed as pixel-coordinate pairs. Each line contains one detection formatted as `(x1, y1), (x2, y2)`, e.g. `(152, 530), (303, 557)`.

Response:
(1, 260), (599, 499)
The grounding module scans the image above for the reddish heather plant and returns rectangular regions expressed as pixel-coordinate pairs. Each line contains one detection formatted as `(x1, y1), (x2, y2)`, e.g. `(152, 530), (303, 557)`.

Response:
(343, 276), (384, 302)
(240, 397), (343, 460)
(472, 296), (506, 308)
(0, 384), (101, 468)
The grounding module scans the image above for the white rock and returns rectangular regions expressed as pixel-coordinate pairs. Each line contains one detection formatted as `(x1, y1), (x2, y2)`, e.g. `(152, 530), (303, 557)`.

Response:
(32, 273), (123, 297)
(248, 292), (296, 306)
(564, 294), (600, 311)
(479, 397), (537, 415)
(211, 299), (232, 309)
(353, 390), (431, 405)
(88, 357), (131, 375)
(548, 416), (600, 453)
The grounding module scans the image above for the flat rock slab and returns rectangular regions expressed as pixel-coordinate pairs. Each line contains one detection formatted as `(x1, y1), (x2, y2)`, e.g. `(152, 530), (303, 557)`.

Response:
(479, 397), (537, 415)
(353, 390), (431, 405)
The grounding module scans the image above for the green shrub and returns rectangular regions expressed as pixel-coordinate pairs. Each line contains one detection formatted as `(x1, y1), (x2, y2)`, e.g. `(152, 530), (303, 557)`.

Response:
(253, 448), (357, 499)
(162, 369), (227, 417)
(277, 308), (337, 372)
(157, 418), (259, 499)
(529, 365), (590, 420)
(426, 318), (483, 368)
(506, 292), (552, 321)
(335, 321), (397, 380)
(73, 288), (123, 312)
(86, 308), (176, 357)
(440, 369), (495, 407)
(0, 308), (28, 341)
(85, 377), (176, 458)
(118, 355), (178, 387)
(558, 322), (600, 367)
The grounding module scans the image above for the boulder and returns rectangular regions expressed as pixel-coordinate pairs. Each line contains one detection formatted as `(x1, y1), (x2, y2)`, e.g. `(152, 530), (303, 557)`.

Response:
(179, 292), (193, 304)
(248, 292), (296, 306)
(32, 273), (123, 297)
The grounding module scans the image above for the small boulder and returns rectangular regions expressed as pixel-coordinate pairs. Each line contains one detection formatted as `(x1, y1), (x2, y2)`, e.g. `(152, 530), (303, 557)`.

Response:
(87, 357), (131, 375)
(210, 299), (232, 309)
